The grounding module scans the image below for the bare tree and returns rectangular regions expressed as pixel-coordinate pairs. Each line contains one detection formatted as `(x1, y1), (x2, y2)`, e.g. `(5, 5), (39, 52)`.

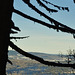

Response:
(59, 49), (75, 64)
(67, 49), (75, 62)
(0, 0), (75, 74)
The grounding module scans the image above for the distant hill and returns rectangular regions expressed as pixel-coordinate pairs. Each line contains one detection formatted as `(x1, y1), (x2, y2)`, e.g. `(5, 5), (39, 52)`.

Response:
(8, 50), (63, 61)
(7, 50), (74, 75)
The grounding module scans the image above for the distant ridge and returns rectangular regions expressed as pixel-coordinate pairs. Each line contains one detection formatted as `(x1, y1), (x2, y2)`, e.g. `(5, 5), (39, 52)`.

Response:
(8, 50), (63, 61)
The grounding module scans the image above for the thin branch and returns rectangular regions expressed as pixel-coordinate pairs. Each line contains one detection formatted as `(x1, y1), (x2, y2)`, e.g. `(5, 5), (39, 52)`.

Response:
(7, 59), (13, 65)
(73, 0), (75, 3)
(42, 0), (69, 11)
(13, 9), (75, 34)
(22, 0), (74, 33)
(9, 41), (75, 68)
(10, 20), (21, 31)
(10, 36), (29, 39)
(10, 30), (18, 34)
(36, 0), (58, 13)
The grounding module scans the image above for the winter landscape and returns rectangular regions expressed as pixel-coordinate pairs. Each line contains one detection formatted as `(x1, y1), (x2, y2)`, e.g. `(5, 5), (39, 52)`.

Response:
(6, 50), (75, 75)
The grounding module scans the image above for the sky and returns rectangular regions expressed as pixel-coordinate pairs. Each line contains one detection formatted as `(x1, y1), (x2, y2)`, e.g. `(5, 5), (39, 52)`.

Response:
(9, 0), (75, 54)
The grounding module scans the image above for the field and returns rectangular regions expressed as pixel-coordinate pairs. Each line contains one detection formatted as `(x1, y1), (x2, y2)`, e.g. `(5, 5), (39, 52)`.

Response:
(6, 50), (75, 75)
(6, 59), (75, 75)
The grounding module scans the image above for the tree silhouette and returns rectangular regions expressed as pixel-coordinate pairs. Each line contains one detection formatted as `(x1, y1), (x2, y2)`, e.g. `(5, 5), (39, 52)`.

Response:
(0, 0), (75, 74)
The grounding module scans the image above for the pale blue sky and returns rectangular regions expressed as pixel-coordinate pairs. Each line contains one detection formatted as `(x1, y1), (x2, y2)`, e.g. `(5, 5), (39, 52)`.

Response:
(10, 0), (75, 54)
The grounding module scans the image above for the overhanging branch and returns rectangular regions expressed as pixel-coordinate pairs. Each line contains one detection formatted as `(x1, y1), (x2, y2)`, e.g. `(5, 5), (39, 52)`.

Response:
(9, 41), (75, 68)
(22, 0), (74, 32)
(13, 9), (75, 34)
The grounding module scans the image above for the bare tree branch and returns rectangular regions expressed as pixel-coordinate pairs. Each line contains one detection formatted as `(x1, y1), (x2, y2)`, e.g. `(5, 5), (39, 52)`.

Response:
(22, 0), (75, 33)
(7, 59), (13, 65)
(36, 0), (58, 13)
(9, 41), (75, 68)
(13, 9), (75, 34)
(73, 0), (75, 3)
(42, 0), (69, 11)
(10, 20), (21, 31)
(10, 36), (29, 39)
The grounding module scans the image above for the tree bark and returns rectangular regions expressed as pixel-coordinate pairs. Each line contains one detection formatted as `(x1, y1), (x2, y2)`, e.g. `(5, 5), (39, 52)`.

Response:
(0, 0), (13, 74)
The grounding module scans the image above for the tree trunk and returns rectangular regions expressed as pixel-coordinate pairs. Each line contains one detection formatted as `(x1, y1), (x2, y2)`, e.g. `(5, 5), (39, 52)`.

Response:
(0, 0), (13, 74)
